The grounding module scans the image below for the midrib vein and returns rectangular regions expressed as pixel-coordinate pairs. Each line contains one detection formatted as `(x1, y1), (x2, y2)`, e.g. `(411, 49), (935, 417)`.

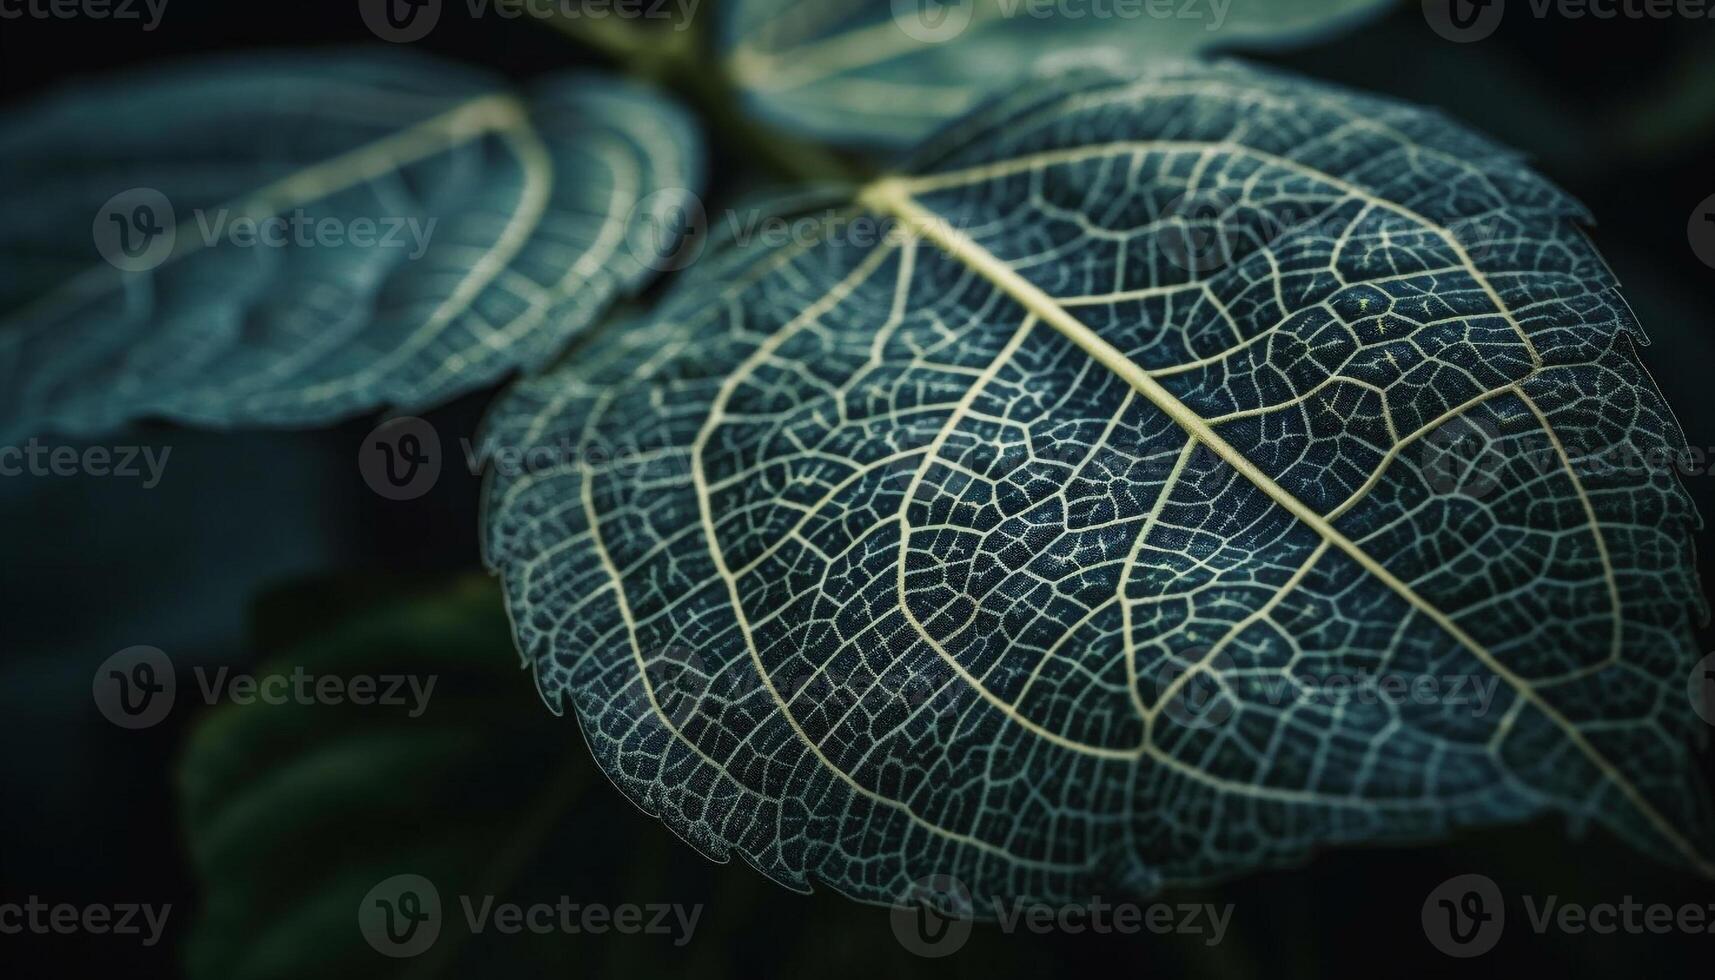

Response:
(860, 178), (1714, 877)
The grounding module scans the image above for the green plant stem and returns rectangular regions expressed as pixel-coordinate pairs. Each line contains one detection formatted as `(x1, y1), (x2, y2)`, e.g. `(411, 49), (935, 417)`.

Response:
(533, 6), (870, 186)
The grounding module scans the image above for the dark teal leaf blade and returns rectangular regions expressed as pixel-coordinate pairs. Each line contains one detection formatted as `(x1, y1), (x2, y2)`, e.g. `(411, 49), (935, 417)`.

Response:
(0, 52), (701, 440)
(720, 0), (1394, 147)
(482, 62), (1714, 908)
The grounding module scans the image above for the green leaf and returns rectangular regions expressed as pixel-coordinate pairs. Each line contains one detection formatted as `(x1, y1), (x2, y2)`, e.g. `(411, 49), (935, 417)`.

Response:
(177, 577), (560, 978)
(186, 576), (1234, 980)
(720, 0), (1394, 146)
(482, 62), (1714, 908)
(0, 51), (701, 441)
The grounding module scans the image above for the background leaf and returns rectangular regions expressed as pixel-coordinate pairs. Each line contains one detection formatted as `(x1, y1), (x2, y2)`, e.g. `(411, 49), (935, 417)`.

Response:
(177, 575), (1260, 979)
(0, 51), (702, 440)
(178, 576), (578, 978)
(720, 0), (1394, 147)
(483, 61), (1713, 911)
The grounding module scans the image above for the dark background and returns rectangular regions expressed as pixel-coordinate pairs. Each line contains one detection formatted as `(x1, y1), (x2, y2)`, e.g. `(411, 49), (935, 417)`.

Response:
(1, 1), (1712, 977)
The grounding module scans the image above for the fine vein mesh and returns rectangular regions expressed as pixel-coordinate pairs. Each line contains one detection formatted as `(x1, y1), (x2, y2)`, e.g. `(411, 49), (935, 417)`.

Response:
(483, 62), (1711, 907)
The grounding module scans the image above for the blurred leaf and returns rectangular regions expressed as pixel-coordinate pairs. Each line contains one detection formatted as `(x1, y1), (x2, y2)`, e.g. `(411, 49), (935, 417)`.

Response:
(0, 50), (702, 441)
(178, 574), (1254, 979)
(720, 0), (1394, 146)
(1260, 10), (1597, 184)
(1609, 34), (1715, 163)
(179, 576), (587, 979)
